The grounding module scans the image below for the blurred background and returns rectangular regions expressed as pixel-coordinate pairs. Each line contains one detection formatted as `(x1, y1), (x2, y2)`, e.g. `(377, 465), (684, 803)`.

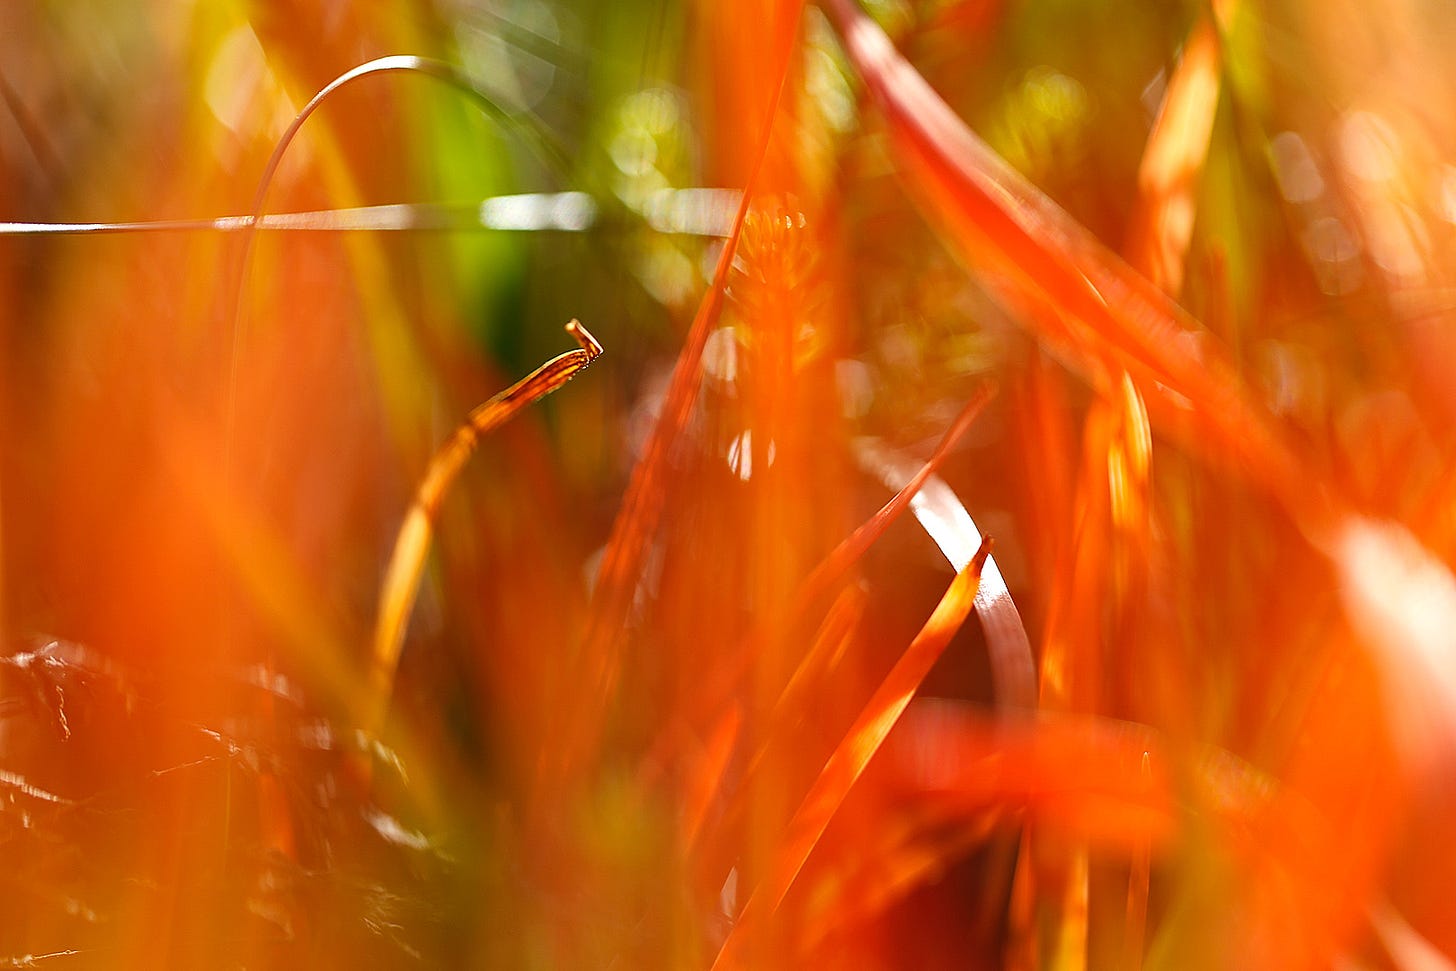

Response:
(3, 0), (1456, 967)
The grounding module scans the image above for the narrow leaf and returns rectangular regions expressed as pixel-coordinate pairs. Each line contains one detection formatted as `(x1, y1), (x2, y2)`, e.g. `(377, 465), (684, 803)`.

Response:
(644, 386), (993, 790)
(711, 539), (991, 969)
(854, 431), (1036, 709)
(1125, 13), (1225, 294)
(821, 0), (1315, 525)
(366, 321), (602, 733)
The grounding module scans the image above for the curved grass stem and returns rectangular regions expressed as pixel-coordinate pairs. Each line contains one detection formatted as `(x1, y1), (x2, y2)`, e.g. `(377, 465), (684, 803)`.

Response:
(224, 54), (569, 479)
(365, 320), (602, 735)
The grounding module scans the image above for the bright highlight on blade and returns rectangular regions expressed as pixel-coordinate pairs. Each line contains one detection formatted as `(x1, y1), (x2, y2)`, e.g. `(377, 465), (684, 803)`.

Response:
(479, 191), (597, 231)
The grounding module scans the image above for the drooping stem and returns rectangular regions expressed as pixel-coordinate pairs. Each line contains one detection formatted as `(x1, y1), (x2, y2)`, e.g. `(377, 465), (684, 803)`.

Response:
(365, 320), (602, 735)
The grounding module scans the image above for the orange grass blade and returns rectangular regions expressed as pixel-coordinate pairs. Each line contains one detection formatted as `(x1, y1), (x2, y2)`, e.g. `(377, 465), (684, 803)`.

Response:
(682, 703), (743, 850)
(798, 803), (1004, 956)
(698, 582), (869, 848)
(1033, 372), (1150, 713)
(757, 582), (868, 767)
(711, 538), (992, 970)
(1038, 392), (1115, 711)
(1106, 374), (1152, 543)
(1122, 751), (1153, 971)
(793, 384), (996, 614)
(569, 5), (806, 777)
(643, 385), (994, 787)
(1023, 375), (1147, 967)
(686, 583), (868, 881)
(683, 395), (993, 893)
(366, 320), (602, 733)
(889, 706), (1175, 854)
(820, 0), (1321, 529)
(854, 430), (1036, 709)
(1369, 899), (1456, 971)
(1007, 826), (1039, 971)
(1014, 352), (1078, 593)
(1124, 13), (1225, 294)
(1048, 847), (1090, 971)
(162, 413), (453, 819)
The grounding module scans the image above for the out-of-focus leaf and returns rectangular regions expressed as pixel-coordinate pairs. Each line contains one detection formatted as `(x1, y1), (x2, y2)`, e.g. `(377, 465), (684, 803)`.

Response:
(686, 583), (869, 894)
(1123, 752), (1153, 971)
(1333, 518), (1456, 773)
(886, 701), (1176, 854)
(1370, 899), (1456, 971)
(1125, 13), (1225, 295)
(681, 703), (742, 850)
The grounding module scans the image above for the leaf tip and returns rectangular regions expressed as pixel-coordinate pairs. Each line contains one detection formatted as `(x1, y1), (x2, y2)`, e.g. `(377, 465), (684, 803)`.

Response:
(973, 534), (994, 572)
(566, 318), (603, 361)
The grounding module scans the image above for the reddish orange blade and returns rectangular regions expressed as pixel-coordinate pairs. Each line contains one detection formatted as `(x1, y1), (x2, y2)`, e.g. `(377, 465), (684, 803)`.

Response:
(711, 539), (991, 969)
(821, 0), (1318, 528)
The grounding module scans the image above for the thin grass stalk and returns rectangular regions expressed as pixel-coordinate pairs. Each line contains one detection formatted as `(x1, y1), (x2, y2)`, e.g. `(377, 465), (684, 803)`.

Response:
(365, 320), (602, 734)
(224, 55), (565, 472)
